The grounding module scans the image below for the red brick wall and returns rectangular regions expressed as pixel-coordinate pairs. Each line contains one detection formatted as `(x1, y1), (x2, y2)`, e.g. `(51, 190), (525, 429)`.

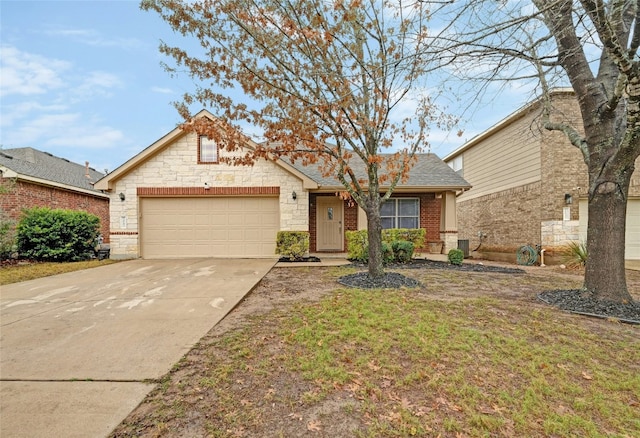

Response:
(0, 178), (110, 242)
(309, 193), (441, 252)
(393, 193), (441, 244)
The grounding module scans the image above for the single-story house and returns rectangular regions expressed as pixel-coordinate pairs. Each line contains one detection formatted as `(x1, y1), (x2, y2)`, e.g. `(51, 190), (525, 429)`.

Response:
(443, 88), (640, 263)
(94, 110), (470, 259)
(0, 147), (110, 240)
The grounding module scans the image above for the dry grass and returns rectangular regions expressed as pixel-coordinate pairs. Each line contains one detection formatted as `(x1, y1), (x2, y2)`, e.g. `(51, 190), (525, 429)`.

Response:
(0, 259), (118, 285)
(110, 265), (640, 438)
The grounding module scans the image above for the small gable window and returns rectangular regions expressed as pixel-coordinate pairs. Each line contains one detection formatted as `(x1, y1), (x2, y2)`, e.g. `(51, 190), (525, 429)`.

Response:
(199, 135), (219, 163)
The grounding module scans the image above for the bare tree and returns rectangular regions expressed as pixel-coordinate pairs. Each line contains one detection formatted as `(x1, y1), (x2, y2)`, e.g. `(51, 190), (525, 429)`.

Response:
(426, 0), (639, 303)
(141, 0), (454, 278)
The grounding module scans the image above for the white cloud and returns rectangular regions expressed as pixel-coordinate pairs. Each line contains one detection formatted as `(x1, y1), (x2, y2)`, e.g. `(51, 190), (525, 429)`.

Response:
(44, 27), (144, 50)
(71, 71), (123, 101)
(151, 86), (175, 94)
(0, 45), (70, 96)
(0, 101), (69, 127)
(4, 112), (125, 150)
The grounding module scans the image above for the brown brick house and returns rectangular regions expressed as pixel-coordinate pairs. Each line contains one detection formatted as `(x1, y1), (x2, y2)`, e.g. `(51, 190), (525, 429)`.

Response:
(444, 89), (640, 263)
(0, 147), (110, 241)
(289, 154), (469, 254)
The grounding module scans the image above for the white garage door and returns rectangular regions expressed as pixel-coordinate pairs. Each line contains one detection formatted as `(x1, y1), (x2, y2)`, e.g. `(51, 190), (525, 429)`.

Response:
(141, 197), (279, 259)
(579, 199), (640, 260)
(627, 200), (640, 259)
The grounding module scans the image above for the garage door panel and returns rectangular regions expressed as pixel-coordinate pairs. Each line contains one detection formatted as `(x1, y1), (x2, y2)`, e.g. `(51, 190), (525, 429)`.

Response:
(579, 199), (639, 260)
(141, 197), (279, 258)
(627, 200), (639, 259)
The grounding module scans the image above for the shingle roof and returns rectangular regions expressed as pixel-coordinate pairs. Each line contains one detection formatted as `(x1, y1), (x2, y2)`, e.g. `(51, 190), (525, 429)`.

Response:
(287, 153), (471, 189)
(0, 147), (105, 193)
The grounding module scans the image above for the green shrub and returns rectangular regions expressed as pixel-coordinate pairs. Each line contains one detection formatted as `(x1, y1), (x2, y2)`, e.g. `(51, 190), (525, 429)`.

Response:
(0, 211), (17, 260)
(561, 240), (588, 267)
(382, 242), (394, 264)
(275, 231), (310, 260)
(345, 228), (425, 263)
(447, 248), (464, 266)
(383, 228), (426, 249)
(346, 228), (425, 262)
(16, 208), (101, 262)
(346, 230), (369, 262)
(392, 240), (415, 263)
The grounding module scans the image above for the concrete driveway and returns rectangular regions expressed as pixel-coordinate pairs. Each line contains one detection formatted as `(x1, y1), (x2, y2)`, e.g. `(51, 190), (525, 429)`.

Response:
(0, 258), (275, 438)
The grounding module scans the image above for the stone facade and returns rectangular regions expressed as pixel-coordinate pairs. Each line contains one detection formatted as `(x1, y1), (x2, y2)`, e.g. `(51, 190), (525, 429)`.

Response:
(0, 177), (110, 241)
(108, 132), (309, 258)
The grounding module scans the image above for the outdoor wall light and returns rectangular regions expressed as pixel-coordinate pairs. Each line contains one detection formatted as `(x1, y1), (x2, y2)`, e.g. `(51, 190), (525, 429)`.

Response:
(119, 192), (125, 201)
(204, 182), (210, 190)
(564, 193), (573, 205)
(292, 191), (297, 200)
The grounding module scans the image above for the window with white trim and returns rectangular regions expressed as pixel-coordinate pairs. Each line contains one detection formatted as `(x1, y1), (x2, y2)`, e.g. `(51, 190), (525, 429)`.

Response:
(448, 155), (463, 177)
(199, 135), (219, 163)
(381, 198), (419, 229)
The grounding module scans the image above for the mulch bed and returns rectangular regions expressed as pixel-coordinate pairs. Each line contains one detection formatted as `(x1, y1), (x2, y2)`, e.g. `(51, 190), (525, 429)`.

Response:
(538, 289), (640, 324)
(340, 258), (640, 324)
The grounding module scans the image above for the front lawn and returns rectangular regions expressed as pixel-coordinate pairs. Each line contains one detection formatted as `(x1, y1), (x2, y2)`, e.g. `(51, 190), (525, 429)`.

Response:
(0, 259), (118, 285)
(110, 265), (640, 437)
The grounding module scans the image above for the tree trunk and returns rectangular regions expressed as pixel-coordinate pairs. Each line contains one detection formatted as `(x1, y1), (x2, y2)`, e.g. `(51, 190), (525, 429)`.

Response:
(365, 194), (385, 279)
(584, 183), (633, 303)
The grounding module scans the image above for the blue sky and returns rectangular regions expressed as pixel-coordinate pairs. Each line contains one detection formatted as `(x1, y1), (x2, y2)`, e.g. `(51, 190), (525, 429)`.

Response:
(1, 0), (534, 174)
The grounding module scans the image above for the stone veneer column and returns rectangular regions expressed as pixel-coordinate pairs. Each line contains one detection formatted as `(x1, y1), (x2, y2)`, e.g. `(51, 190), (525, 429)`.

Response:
(440, 191), (459, 253)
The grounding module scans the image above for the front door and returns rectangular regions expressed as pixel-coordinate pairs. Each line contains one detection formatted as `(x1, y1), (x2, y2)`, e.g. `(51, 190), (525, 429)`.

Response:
(316, 197), (344, 251)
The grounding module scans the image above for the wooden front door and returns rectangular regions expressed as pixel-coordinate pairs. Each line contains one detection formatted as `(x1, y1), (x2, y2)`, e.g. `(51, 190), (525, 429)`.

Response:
(316, 197), (344, 251)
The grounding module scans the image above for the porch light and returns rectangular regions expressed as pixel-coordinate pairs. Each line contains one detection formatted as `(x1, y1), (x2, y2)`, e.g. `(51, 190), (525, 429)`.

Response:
(292, 191), (297, 200)
(119, 192), (125, 201)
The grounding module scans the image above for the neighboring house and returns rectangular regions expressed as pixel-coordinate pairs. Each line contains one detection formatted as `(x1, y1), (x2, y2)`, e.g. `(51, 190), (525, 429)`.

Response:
(0, 147), (110, 240)
(94, 110), (470, 259)
(444, 88), (640, 263)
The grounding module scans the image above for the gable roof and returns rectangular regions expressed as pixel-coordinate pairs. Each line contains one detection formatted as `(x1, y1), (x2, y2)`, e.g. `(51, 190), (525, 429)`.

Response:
(0, 147), (107, 197)
(93, 109), (469, 192)
(94, 109), (318, 191)
(288, 153), (471, 191)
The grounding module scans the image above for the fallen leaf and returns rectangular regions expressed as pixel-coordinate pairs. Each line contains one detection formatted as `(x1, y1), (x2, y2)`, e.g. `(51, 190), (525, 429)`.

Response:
(492, 404), (506, 414)
(401, 397), (414, 410)
(307, 420), (322, 431)
(582, 371), (593, 380)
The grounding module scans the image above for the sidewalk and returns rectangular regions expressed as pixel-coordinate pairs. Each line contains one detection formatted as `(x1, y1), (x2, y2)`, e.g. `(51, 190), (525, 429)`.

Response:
(275, 252), (450, 268)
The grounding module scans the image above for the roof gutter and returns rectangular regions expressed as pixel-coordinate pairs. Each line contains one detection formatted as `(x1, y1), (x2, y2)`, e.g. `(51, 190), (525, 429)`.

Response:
(1, 166), (109, 198)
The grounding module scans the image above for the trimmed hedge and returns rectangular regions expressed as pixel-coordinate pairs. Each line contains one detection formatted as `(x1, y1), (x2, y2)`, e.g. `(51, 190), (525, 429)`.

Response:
(346, 229), (423, 263)
(16, 207), (101, 262)
(275, 231), (310, 260)
(392, 240), (415, 263)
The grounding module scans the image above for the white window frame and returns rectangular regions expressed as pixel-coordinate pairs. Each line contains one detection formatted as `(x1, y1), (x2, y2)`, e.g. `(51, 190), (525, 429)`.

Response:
(199, 135), (219, 163)
(380, 198), (420, 229)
